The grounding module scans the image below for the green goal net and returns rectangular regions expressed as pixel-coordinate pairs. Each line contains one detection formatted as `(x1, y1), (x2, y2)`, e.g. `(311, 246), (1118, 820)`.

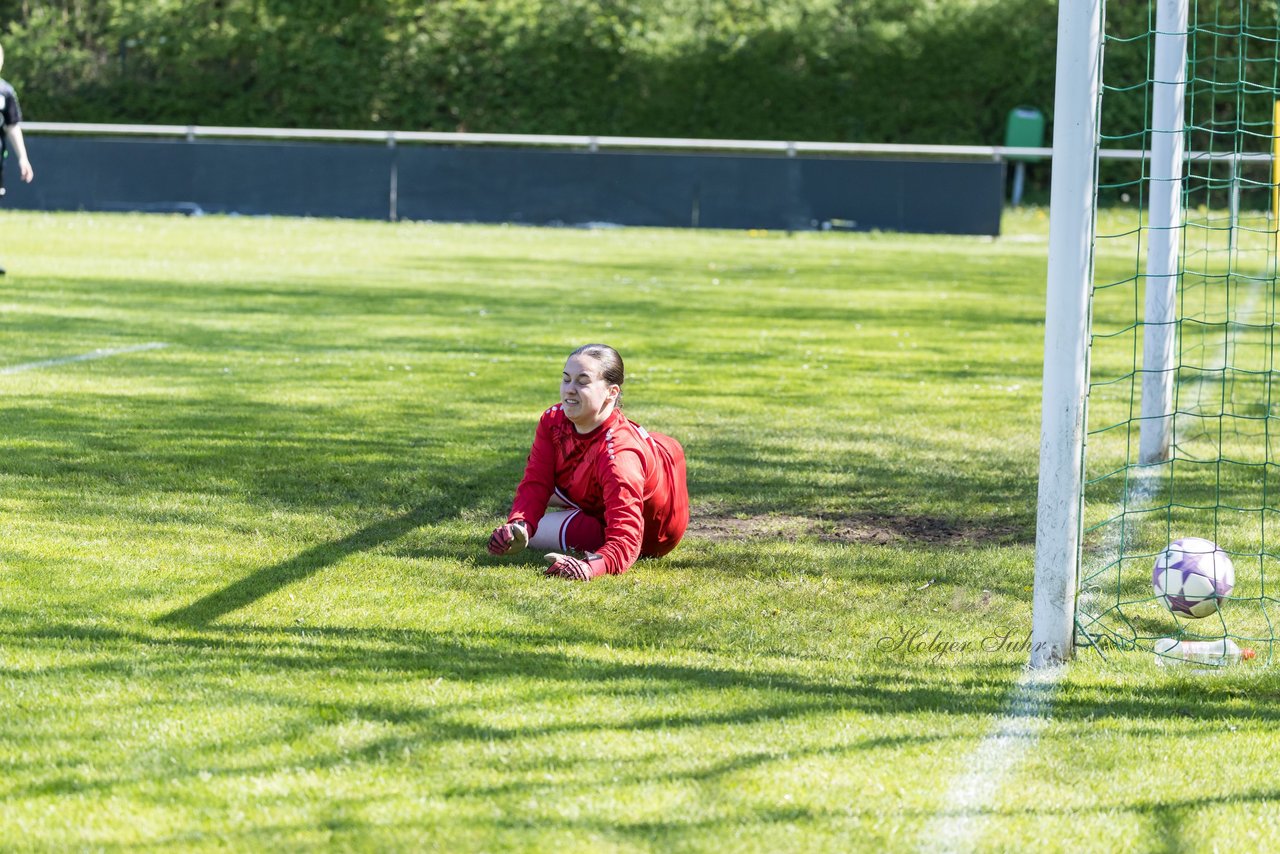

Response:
(1077, 0), (1280, 661)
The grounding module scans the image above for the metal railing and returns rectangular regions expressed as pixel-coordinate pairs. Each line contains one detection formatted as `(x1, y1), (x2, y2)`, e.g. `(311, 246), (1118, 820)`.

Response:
(24, 121), (1053, 160)
(25, 121), (1273, 165)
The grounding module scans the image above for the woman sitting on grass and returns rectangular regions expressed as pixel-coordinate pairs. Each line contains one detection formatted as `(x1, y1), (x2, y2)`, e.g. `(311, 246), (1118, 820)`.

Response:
(487, 344), (689, 581)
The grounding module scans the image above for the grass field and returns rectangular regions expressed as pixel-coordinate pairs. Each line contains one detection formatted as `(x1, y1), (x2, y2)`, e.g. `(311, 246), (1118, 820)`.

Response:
(3, 208), (1280, 852)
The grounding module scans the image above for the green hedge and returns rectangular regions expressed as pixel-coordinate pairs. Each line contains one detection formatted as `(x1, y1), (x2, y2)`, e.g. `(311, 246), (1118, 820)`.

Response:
(1, 0), (1273, 160)
(1, 0), (1057, 145)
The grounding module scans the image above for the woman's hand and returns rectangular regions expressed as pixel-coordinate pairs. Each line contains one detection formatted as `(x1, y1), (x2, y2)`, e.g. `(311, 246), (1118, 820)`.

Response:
(487, 521), (528, 555)
(543, 552), (605, 581)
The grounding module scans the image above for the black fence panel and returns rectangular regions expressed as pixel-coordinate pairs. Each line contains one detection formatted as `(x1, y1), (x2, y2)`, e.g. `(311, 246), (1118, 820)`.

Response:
(4, 136), (392, 219)
(396, 146), (695, 229)
(3, 135), (1004, 235)
(396, 148), (1003, 235)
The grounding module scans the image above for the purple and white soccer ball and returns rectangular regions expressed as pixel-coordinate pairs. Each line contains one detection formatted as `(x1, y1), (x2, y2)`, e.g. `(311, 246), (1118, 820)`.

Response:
(1152, 537), (1235, 618)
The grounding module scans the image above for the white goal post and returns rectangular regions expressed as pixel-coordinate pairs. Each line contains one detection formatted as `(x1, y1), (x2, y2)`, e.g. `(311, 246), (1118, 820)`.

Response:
(1032, 0), (1199, 667)
(1030, 0), (1105, 668)
(1139, 0), (1189, 466)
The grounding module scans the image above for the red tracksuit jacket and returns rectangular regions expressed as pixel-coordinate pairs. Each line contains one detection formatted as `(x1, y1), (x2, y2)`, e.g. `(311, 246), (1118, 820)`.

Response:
(508, 404), (689, 575)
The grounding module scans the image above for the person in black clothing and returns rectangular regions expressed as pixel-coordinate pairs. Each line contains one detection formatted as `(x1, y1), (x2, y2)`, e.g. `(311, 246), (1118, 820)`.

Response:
(1, 42), (36, 276)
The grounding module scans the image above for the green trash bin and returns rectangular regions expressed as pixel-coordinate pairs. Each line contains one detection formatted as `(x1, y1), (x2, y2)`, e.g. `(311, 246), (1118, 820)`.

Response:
(1004, 106), (1045, 205)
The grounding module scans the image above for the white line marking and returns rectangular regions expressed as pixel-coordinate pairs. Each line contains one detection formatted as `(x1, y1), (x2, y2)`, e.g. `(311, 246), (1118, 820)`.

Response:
(0, 343), (169, 375)
(920, 666), (1064, 853)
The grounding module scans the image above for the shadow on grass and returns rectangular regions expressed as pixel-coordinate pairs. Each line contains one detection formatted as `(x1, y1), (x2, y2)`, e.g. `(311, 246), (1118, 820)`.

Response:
(454, 784), (1280, 851)
(0, 391), (525, 510)
(10, 619), (1280, 730)
(156, 502), (459, 626)
(6, 611), (1280, 819)
(80, 783), (1280, 851)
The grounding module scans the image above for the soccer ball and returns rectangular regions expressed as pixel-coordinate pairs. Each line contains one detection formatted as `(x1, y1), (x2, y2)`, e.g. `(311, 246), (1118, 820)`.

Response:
(1152, 537), (1235, 618)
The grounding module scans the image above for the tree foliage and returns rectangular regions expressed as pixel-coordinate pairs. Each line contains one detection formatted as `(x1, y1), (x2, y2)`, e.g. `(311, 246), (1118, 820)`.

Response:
(0, 0), (1127, 146)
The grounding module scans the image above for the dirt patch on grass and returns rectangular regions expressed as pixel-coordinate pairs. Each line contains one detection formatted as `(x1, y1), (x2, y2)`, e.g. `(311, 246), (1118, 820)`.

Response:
(818, 514), (1024, 546)
(687, 514), (816, 543)
(688, 512), (1025, 546)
